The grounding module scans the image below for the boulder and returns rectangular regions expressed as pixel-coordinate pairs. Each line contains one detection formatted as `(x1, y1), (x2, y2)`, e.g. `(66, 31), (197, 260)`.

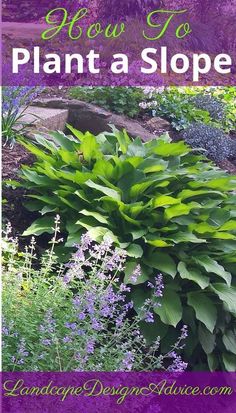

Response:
(146, 117), (172, 135)
(19, 106), (69, 132)
(32, 98), (155, 142)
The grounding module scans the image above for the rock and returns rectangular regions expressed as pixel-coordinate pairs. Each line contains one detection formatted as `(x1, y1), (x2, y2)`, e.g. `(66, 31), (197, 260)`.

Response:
(32, 98), (155, 142)
(19, 106), (69, 132)
(146, 117), (172, 135)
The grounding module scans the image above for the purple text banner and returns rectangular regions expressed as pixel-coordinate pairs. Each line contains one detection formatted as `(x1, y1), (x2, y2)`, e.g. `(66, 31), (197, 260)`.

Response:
(1, 372), (236, 413)
(1, 0), (236, 86)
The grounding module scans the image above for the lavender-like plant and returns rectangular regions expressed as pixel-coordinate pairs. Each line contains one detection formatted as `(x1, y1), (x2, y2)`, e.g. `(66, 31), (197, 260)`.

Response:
(2, 219), (188, 372)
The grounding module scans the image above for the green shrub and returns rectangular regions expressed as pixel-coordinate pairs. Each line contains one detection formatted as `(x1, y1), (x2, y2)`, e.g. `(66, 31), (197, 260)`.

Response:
(16, 127), (236, 371)
(141, 87), (236, 133)
(70, 86), (143, 118)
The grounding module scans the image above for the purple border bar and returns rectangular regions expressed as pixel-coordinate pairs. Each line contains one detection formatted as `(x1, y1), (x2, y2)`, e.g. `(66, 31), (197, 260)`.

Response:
(1, 1), (236, 86)
(1, 372), (236, 412)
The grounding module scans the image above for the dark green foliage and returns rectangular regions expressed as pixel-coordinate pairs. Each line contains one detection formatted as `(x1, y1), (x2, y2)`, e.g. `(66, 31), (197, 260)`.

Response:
(182, 123), (235, 162)
(16, 128), (236, 371)
(70, 87), (143, 118)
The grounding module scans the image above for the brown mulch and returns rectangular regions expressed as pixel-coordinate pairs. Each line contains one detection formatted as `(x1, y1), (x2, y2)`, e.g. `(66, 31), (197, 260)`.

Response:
(2, 142), (35, 181)
(2, 143), (37, 238)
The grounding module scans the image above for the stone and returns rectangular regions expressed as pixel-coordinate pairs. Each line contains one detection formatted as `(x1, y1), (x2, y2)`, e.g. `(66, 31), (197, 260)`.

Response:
(19, 106), (69, 132)
(32, 98), (155, 142)
(146, 117), (172, 134)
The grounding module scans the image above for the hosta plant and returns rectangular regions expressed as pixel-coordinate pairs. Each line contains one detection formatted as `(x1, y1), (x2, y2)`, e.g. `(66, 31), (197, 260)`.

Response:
(14, 127), (236, 371)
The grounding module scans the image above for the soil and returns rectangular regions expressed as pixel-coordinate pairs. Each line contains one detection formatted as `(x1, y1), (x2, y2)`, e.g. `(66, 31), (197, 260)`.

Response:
(2, 143), (38, 239)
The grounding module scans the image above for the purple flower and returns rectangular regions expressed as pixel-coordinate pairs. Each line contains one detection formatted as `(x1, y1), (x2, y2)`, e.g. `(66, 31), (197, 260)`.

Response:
(120, 284), (131, 293)
(180, 325), (188, 339)
(168, 355), (188, 372)
(91, 319), (102, 331)
(80, 233), (92, 250)
(153, 274), (164, 298)
(41, 339), (52, 346)
(145, 311), (154, 323)
(65, 322), (77, 331)
(63, 336), (72, 343)
(130, 265), (141, 283)
(121, 351), (134, 371)
(78, 312), (86, 320)
(86, 340), (95, 354)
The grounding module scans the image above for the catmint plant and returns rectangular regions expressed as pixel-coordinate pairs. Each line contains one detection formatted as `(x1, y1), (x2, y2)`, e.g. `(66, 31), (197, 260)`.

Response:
(2, 219), (188, 372)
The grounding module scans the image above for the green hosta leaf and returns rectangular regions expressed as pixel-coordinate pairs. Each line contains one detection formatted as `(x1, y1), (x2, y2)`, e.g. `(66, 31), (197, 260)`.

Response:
(177, 189), (224, 200)
(154, 288), (182, 327)
(80, 133), (101, 162)
(65, 231), (83, 248)
(20, 169), (53, 186)
(208, 209), (231, 227)
(119, 207), (141, 227)
(126, 244), (143, 258)
(207, 354), (219, 372)
(124, 261), (150, 285)
(198, 323), (216, 354)
(187, 292), (217, 333)
(129, 181), (154, 198)
(211, 284), (236, 314)
(211, 233), (236, 240)
(76, 217), (98, 230)
(74, 190), (90, 203)
(79, 209), (109, 224)
(153, 141), (190, 157)
(93, 159), (114, 180)
(192, 222), (219, 234)
(66, 124), (85, 141)
(193, 256), (231, 286)
(85, 180), (121, 201)
(27, 194), (59, 206)
(147, 239), (172, 247)
(189, 177), (233, 190)
(50, 130), (78, 151)
(19, 140), (56, 164)
(40, 206), (57, 215)
(178, 262), (209, 289)
(111, 126), (131, 154)
(87, 227), (118, 243)
(140, 158), (168, 173)
(144, 252), (177, 277)
(139, 318), (168, 344)
(131, 286), (151, 312)
(34, 134), (57, 152)
(23, 217), (55, 236)
(165, 232), (206, 244)
(220, 220), (236, 231)
(127, 138), (146, 157)
(223, 331), (236, 355)
(153, 195), (180, 208)
(58, 149), (80, 166)
(222, 353), (236, 372)
(130, 228), (148, 241)
(164, 203), (192, 220)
